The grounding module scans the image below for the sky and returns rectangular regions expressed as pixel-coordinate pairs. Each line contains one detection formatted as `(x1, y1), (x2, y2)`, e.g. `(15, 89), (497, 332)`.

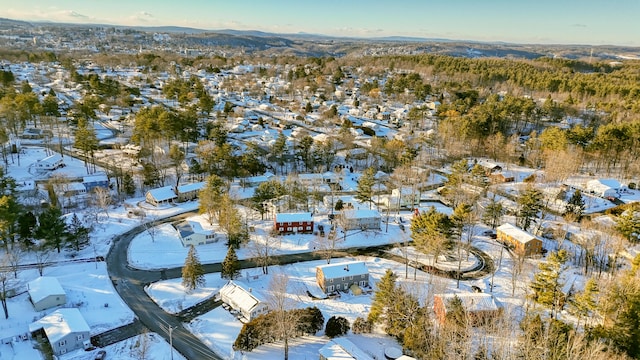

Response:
(0, 1), (639, 46)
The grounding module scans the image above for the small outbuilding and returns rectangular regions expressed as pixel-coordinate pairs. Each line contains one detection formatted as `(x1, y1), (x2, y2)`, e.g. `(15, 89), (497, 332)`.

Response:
(28, 276), (66, 311)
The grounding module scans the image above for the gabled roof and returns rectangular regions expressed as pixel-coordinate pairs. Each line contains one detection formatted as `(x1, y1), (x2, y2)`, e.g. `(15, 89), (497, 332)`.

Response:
(29, 308), (90, 344)
(343, 209), (381, 219)
(275, 212), (313, 223)
(317, 261), (368, 279)
(436, 293), (501, 313)
(28, 276), (65, 304)
(219, 280), (265, 313)
(319, 337), (374, 360)
(176, 181), (205, 194)
(147, 186), (177, 202)
(497, 223), (537, 244)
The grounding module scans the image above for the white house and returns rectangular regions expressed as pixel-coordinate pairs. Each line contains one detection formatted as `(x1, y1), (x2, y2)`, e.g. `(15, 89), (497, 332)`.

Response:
(145, 186), (178, 207)
(29, 308), (91, 356)
(28, 276), (66, 311)
(219, 280), (269, 322)
(339, 209), (381, 230)
(175, 220), (219, 247)
(34, 153), (64, 170)
(586, 178), (623, 198)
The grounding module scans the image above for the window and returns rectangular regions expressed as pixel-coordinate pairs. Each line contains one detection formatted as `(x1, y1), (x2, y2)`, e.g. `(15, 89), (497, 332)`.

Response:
(306, 226), (311, 230)
(342, 277), (345, 281)
(298, 226), (303, 231)
(279, 227), (284, 232)
(361, 274), (365, 278)
(328, 285), (334, 292)
(288, 222), (292, 225)
(76, 334), (84, 340)
(59, 340), (66, 346)
(329, 279), (333, 283)
(349, 276), (353, 280)
(287, 227), (292, 231)
(336, 284), (341, 290)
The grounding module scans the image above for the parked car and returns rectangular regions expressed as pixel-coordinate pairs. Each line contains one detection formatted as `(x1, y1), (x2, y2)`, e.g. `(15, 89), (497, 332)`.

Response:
(95, 350), (106, 360)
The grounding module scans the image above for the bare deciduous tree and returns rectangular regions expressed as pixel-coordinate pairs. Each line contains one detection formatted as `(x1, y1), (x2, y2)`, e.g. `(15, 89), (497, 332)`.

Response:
(267, 272), (299, 360)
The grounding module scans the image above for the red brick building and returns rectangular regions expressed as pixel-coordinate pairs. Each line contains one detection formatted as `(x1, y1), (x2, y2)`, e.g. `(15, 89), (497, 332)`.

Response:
(274, 212), (314, 234)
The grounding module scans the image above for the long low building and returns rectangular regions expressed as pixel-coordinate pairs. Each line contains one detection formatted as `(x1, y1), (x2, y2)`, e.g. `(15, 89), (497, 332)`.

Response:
(433, 293), (502, 325)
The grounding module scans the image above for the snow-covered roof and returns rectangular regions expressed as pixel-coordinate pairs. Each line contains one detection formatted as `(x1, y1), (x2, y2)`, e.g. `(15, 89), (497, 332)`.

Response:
(587, 178), (621, 192)
(497, 223), (536, 244)
(176, 181), (205, 194)
(317, 261), (369, 279)
(344, 209), (381, 219)
(147, 186), (177, 201)
(28, 277), (65, 304)
(83, 174), (108, 183)
(29, 308), (90, 344)
(219, 280), (264, 313)
(275, 212), (313, 223)
(436, 293), (501, 313)
(175, 220), (212, 238)
(319, 337), (374, 360)
(38, 153), (63, 165)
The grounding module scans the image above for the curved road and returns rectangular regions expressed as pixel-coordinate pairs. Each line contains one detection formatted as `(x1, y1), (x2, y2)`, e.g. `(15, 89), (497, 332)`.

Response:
(107, 214), (494, 360)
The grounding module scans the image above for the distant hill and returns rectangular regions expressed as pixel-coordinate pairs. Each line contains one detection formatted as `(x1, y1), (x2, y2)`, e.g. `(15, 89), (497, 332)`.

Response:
(0, 17), (34, 30)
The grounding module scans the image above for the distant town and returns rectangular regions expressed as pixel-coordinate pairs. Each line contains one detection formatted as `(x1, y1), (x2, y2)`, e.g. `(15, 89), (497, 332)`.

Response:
(0, 17), (639, 360)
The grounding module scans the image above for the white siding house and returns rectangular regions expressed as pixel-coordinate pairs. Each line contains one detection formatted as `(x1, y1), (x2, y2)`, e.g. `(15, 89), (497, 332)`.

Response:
(219, 280), (269, 322)
(29, 308), (91, 356)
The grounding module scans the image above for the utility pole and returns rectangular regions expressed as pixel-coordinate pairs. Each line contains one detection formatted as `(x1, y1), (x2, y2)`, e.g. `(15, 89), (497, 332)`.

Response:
(168, 325), (175, 360)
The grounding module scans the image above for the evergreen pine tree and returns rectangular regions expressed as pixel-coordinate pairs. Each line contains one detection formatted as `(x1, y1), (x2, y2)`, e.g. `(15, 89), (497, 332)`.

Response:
(221, 246), (240, 279)
(325, 316), (350, 338)
(355, 167), (376, 209)
(529, 249), (569, 318)
(570, 277), (598, 328)
(517, 186), (543, 232)
(182, 245), (205, 291)
(122, 172), (136, 196)
(482, 196), (504, 229)
(565, 189), (585, 220)
(368, 269), (397, 324)
(36, 206), (69, 253)
(66, 213), (90, 252)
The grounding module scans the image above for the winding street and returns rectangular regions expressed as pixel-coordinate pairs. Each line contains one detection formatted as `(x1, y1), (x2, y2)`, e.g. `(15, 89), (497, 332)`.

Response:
(105, 212), (494, 360)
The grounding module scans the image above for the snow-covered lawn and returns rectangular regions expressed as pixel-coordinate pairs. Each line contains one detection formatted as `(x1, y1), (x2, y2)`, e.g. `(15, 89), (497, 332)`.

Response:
(145, 273), (228, 314)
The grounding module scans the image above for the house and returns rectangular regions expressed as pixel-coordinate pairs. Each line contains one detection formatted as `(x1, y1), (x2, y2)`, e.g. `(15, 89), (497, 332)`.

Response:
(175, 220), (219, 247)
(339, 209), (381, 231)
(145, 186), (177, 207)
(274, 212), (314, 234)
(176, 181), (205, 202)
(219, 280), (268, 322)
(433, 293), (502, 326)
(379, 188), (419, 209)
(475, 160), (502, 174)
(489, 172), (515, 183)
(28, 277), (66, 311)
(82, 174), (109, 192)
(29, 308), (91, 356)
(240, 172), (275, 187)
(586, 178), (623, 198)
(34, 153), (64, 170)
(21, 128), (53, 139)
(319, 337), (374, 360)
(323, 195), (364, 211)
(496, 223), (543, 257)
(316, 261), (369, 294)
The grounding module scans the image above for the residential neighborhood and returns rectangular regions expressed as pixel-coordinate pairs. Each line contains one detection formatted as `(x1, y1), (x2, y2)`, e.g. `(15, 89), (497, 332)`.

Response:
(0, 11), (639, 360)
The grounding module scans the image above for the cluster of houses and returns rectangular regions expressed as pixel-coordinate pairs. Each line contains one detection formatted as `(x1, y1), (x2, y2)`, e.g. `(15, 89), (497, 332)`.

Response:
(25, 276), (93, 356)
